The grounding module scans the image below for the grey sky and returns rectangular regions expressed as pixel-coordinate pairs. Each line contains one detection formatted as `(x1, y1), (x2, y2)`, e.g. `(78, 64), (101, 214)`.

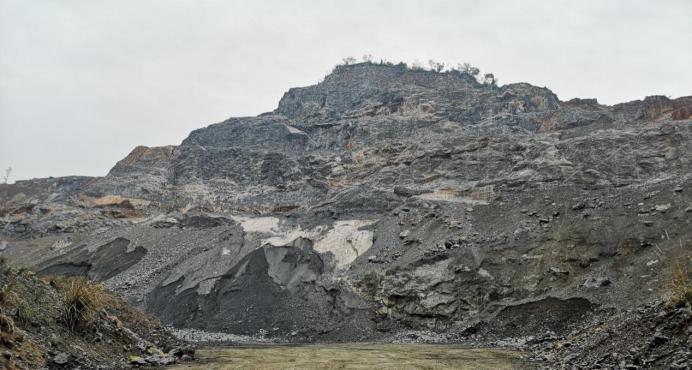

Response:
(1, 0), (691, 182)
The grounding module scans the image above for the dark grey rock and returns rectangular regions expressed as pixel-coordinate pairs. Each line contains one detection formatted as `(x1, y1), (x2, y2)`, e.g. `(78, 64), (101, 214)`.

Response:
(52, 352), (69, 365)
(1, 62), (690, 351)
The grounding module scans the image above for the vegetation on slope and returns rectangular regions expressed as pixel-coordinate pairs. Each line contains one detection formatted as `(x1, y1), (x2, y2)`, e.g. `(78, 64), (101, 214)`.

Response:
(0, 258), (191, 369)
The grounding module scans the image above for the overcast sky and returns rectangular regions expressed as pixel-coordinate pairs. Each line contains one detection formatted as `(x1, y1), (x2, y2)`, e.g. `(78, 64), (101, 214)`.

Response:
(1, 0), (691, 182)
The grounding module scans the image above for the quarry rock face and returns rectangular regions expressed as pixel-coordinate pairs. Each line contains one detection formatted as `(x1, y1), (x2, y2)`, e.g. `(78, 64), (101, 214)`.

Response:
(1, 63), (691, 343)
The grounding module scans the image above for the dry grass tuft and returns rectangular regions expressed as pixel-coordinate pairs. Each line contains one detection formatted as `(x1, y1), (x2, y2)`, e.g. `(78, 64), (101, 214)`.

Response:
(0, 312), (45, 368)
(51, 276), (108, 331)
(15, 301), (36, 325)
(0, 313), (16, 337)
(0, 282), (18, 308)
(665, 262), (692, 306)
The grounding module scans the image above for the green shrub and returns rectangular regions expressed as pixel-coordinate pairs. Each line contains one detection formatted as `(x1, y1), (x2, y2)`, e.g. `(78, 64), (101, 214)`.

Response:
(15, 301), (36, 325)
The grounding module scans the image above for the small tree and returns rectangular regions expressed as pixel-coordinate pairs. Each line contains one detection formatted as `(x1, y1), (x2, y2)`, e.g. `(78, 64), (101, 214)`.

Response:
(362, 54), (373, 63)
(428, 59), (446, 72)
(482, 73), (497, 86)
(411, 60), (424, 70)
(1, 167), (10, 184)
(458, 62), (480, 77)
(342, 56), (357, 65)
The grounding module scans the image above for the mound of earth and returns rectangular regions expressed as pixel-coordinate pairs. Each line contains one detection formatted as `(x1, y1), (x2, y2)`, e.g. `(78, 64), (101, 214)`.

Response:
(0, 260), (193, 369)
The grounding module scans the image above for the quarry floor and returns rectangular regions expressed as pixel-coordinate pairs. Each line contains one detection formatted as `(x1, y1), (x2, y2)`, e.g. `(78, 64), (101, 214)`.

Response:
(165, 343), (529, 369)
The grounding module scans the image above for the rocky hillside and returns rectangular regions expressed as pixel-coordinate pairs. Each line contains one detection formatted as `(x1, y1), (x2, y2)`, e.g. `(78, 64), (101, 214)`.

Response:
(1, 62), (691, 353)
(531, 298), (691, 369)
(0, 259), (192, 369)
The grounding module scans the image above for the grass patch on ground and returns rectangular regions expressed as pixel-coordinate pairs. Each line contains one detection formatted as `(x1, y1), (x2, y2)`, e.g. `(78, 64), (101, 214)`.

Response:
(665, 261), (692, 306)
(48, 276), (108, 332)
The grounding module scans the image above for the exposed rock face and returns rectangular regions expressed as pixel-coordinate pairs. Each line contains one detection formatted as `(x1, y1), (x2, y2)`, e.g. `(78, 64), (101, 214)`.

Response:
(531, 299), (691, 369)
(1, 63), (691, 344)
